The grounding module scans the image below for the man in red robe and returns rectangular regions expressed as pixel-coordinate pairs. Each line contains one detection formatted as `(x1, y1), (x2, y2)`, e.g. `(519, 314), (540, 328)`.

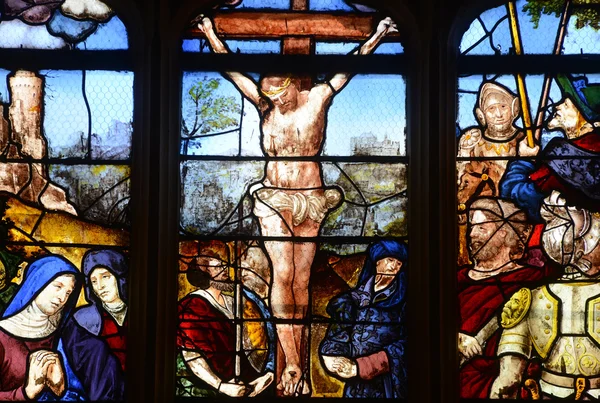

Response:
(177, 242), (274, 398)
(458, 198), (551, 399)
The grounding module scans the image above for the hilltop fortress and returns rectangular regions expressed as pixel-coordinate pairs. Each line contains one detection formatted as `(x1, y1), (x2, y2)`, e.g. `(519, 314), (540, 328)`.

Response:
(0, 70), (77, 215)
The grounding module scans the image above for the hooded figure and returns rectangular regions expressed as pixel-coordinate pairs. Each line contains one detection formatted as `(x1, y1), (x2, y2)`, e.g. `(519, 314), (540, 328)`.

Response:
(319, 240), (407, 398)
(0, 255), (124, 401)
(74, 250), (128, 371)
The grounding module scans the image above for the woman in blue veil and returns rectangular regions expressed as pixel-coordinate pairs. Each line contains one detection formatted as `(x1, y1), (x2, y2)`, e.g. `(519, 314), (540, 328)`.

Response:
(0, 255), (124, 401)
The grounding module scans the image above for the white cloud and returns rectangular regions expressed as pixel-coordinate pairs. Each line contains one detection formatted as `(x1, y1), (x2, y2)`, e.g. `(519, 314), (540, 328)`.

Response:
(0, 20), (67, 49)
(61, 0), (113, 22)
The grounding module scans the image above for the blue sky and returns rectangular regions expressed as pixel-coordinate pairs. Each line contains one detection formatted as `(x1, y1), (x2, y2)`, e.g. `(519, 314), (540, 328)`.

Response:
(0, 19), (67, 49)
(461, 0), (600, 55)
(183, 39), (403, 55)
(237, 0), (289, 9)
(181, 71), (406, 157)
(316, 41), (403, 55)
(183, 39), (280, 54)
(0, 70), (8, 103)
(0, 68), (133, 158)
(42, 70), (133, 157)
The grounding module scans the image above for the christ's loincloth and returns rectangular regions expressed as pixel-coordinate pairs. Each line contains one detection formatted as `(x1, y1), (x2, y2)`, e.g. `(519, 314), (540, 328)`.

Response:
(251, 184), (342, 226)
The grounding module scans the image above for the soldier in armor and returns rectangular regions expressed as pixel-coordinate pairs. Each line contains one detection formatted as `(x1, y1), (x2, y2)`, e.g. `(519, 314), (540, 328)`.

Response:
(457, 82), (539, 183)
(458, 197), (548, 399)
(457, 82), (539, 265)
(491, 191), (600, 399)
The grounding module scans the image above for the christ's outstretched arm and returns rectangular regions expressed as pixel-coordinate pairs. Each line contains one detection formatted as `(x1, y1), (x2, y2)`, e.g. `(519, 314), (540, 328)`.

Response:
(310, 17), (398, 107)
(197, 16), (263, 108)
(327, 17), (398, 92)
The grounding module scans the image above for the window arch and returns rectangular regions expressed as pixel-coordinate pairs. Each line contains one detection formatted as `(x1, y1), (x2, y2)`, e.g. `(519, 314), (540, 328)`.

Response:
(453, 0), (600, 400)
(0, 0), (142, 400)
(161, 0), (428, 400)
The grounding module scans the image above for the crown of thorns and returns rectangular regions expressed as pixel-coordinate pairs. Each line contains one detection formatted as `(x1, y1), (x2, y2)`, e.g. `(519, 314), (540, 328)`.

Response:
(261, 76), (292, 97)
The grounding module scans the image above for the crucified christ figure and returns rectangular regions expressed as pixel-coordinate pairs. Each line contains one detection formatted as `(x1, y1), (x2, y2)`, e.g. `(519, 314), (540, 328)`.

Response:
(197, 15), (398, 396)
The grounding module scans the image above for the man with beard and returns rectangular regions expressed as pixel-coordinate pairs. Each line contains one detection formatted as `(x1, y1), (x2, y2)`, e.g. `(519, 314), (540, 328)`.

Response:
(501, 74), (600, 223)
(491, 191), (600, 399)
(177, 243), (275, 398)
(458, 197), (549, 399)
(456, 82), (539, 265)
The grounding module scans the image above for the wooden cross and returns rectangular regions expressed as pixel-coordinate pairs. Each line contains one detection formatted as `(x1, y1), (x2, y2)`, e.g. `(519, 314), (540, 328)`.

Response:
(185, 2), (397, 88)
(185, 2), (390, 53)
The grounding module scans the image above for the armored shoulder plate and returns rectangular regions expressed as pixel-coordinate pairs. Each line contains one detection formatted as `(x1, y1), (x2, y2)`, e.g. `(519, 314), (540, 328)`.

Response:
(501, 288), (532, 329)
(529, 286), (559, 359)
(587, 294), (600, 347)
(458, 128), (482, 151)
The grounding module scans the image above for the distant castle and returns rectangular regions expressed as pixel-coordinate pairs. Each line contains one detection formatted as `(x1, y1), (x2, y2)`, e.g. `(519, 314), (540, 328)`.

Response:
(6, 71), (45, 159)
(0, 70), (77, 215)
(351, 133), (401, 156)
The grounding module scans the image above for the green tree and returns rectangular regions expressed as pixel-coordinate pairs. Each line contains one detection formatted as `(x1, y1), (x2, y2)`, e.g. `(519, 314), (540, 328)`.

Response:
(181, 77), (242, 154)
(524, 0), (600, 30)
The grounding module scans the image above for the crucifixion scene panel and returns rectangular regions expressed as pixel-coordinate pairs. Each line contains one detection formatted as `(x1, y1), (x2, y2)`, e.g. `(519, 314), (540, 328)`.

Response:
(176, 0), (407, 398)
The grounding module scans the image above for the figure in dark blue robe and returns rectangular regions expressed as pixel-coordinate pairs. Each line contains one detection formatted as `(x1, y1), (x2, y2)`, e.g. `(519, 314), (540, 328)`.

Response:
(319, 240), (407, 398)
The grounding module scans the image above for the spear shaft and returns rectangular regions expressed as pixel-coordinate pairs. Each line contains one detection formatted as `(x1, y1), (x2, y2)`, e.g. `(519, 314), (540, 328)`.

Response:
(235, 273), (242, 379)
(533, 0), (572, 143)
(507, 2), (535, 148)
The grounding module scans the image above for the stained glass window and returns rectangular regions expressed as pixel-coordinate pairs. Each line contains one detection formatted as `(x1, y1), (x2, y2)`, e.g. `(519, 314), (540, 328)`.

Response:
(457, 0), (600, 400)
(0, 1), (130, 400)
(176, 1), (407, 399)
